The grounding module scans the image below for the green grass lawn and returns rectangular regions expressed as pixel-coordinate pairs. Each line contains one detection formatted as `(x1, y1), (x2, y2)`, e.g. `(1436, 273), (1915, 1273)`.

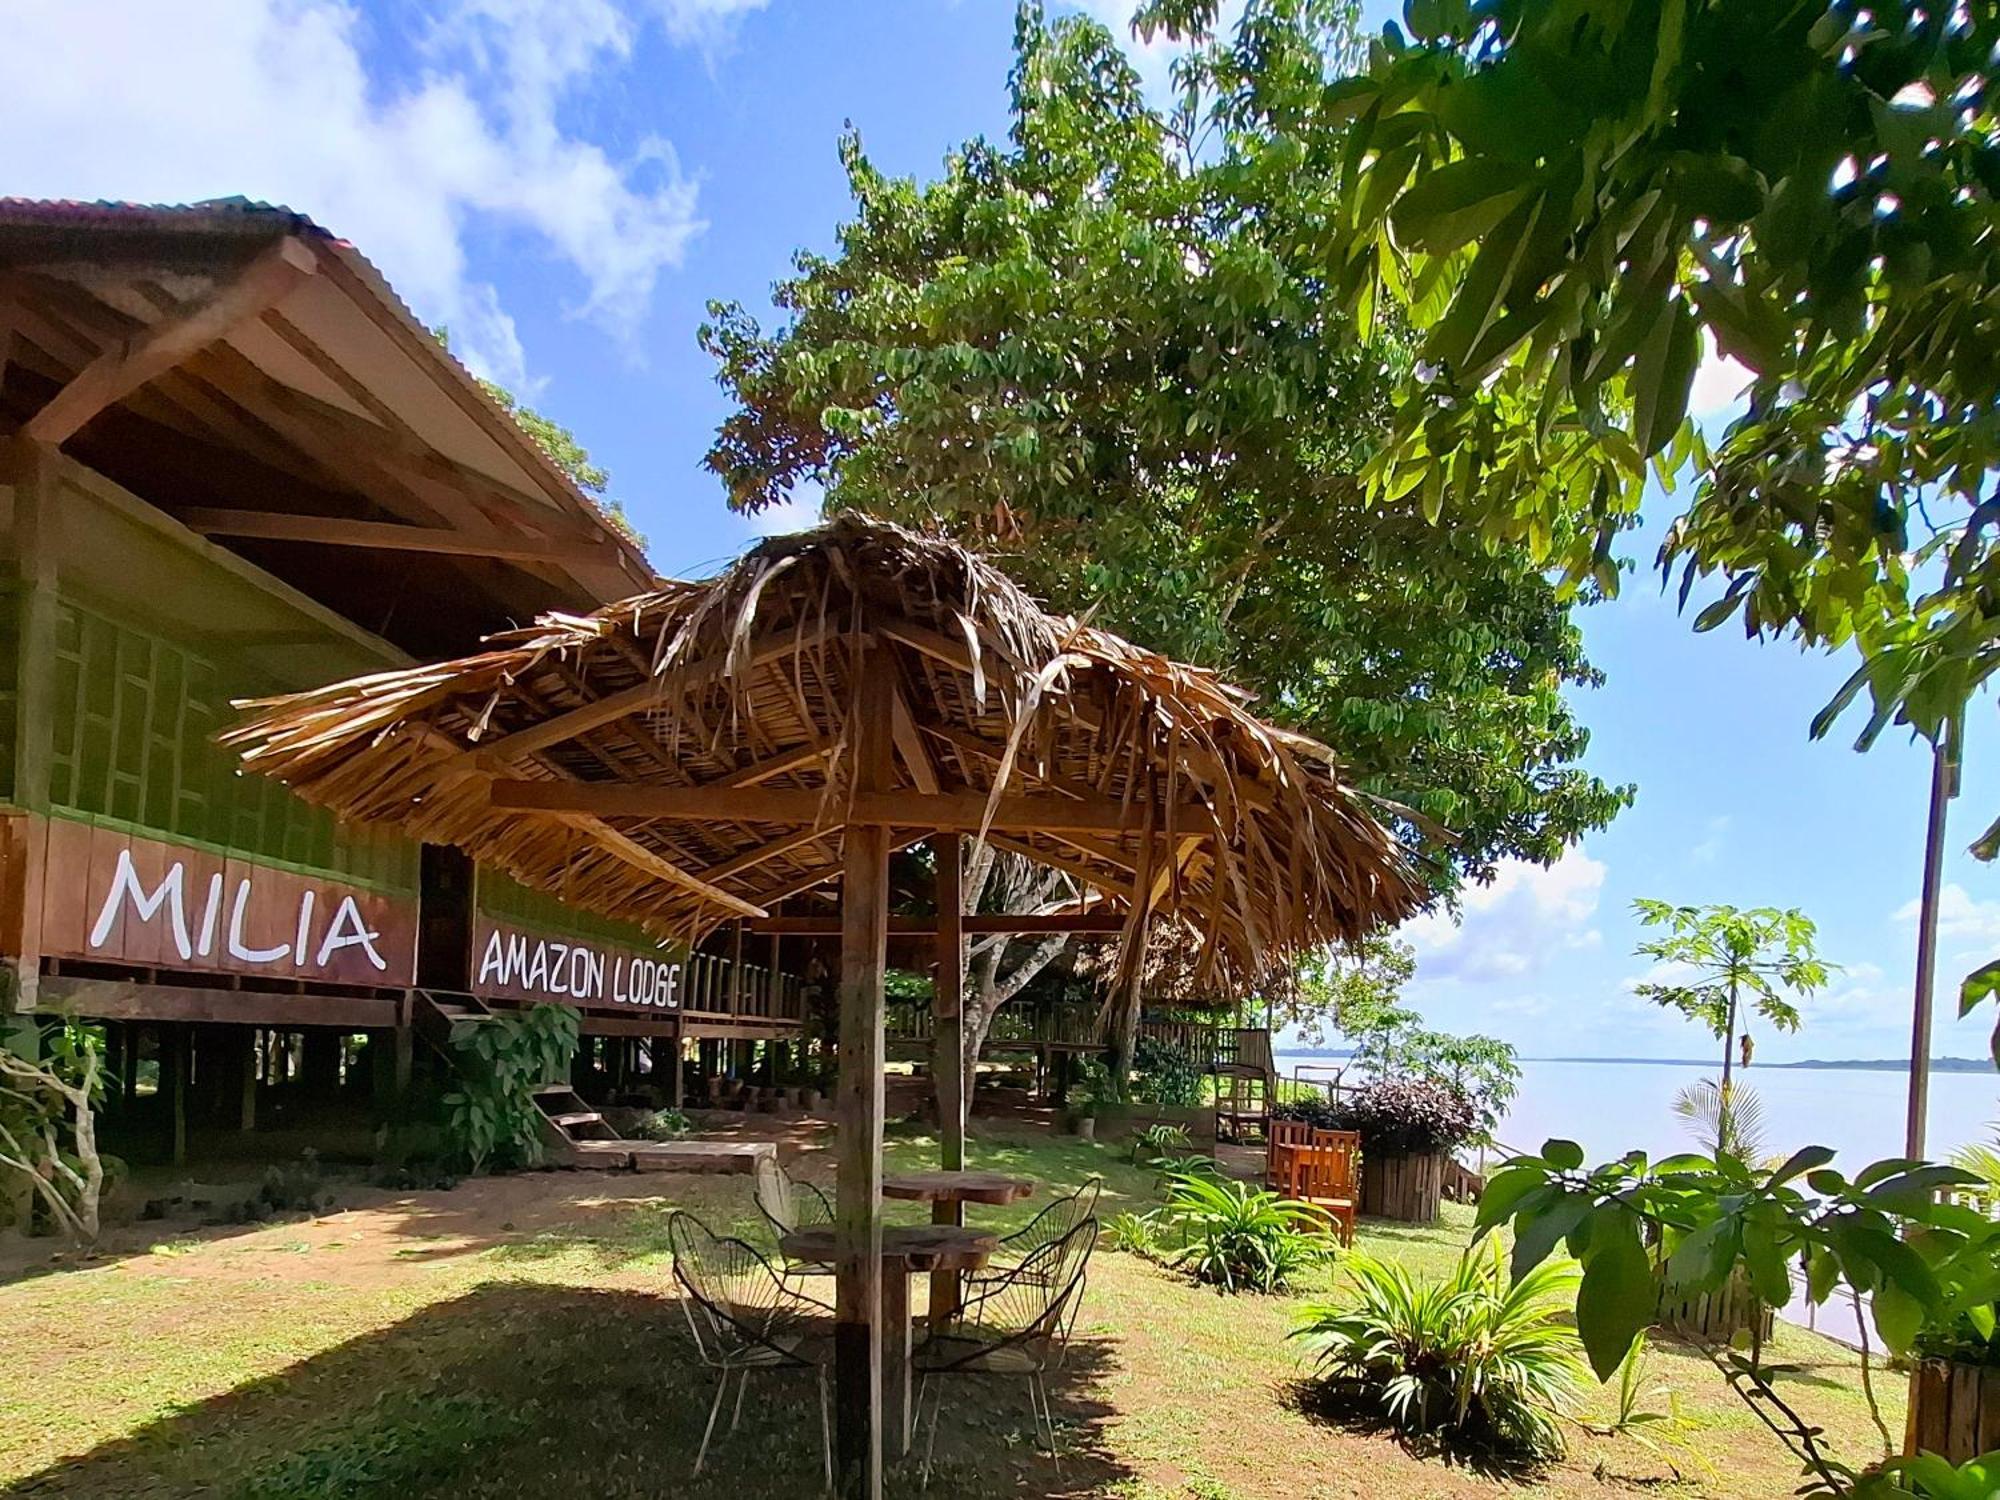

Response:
(0, 1121), (1904, 1498)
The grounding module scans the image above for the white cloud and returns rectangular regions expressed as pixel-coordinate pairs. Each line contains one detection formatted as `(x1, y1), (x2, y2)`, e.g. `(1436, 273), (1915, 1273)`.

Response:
(1688, 814), (1730, 866)
(735, 480), (826, 539)
(1688, 329), (1752, 419)
(1894, 884), (2000, 946)
(1403, 847), (1607, 983)
(654, 0), (771, 52)
(0, 0), (709, 388)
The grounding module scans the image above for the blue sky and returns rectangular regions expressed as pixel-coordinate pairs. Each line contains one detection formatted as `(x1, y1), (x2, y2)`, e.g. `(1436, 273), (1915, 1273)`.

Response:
(6, 0), (1997, 1068)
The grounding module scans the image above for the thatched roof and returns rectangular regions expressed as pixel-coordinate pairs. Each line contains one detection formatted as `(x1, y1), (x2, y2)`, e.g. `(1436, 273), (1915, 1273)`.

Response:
(225, 516), (1428, 991)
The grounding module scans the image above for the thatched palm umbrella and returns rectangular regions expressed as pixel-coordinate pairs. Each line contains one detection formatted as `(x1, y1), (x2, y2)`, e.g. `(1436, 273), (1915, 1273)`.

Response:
(226, 516), (1428, 1496)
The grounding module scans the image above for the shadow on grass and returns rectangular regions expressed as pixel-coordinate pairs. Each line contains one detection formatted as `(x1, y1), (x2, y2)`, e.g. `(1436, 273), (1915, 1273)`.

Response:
(10, 1282), (1130, 1500)
(1278, 1375), (1555, 1484)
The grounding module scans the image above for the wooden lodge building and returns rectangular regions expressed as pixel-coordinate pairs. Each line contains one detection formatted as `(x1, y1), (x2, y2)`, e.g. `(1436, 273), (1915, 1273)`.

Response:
(0, 198), (804, 1163)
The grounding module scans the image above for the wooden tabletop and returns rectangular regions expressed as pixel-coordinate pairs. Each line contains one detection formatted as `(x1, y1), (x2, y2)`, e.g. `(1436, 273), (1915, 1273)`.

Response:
(882, 1170), (1036, 1205)
(779, 1224), (1000, 1272)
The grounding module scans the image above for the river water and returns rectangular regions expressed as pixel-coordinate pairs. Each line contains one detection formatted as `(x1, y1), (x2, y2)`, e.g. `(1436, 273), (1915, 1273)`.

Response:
(1273, 1055), (1999, 1169)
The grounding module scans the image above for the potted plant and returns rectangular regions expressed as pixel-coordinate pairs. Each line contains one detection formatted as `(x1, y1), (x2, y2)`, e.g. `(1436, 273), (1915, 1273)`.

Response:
(1282, 1078), (1478, 1223)
(1065, 1058), (1112, 1142)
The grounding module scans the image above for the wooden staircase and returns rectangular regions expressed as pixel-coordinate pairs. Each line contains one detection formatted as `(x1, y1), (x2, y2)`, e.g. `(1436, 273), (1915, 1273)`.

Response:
(528, 1082), (630, 1165)
(412, 988), (772, 1175)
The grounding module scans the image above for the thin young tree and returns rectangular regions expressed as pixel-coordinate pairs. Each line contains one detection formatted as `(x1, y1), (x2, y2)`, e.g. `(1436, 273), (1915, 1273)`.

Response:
(1630, 901), (1830, 1151)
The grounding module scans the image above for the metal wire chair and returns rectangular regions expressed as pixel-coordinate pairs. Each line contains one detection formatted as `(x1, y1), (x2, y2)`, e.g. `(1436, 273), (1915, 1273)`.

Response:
(912, 1218), (1098, 1487)
(667, 1210), (834, 1490)
(982, 1178), (1102, 1273)
(752, 1154), (837, 1292)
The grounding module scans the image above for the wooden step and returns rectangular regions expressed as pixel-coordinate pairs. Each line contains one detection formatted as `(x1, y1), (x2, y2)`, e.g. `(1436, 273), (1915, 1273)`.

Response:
(548, 1111), (602, 1129)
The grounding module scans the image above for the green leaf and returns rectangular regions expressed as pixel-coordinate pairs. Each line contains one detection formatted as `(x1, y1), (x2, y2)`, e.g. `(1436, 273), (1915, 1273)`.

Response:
(1576, 1217), (1655, 1380)
(1390, 157), (1533, 256)
(1767, 1146), (1836, 1187)
(1959, 958), (2000, 1018)
(1512, 1190), (1592, 1282)
(1541, 1138), (1585, 1171)
(1631, 294), (1700, 458)
(1872, 1280), (1924, 1356)
(1475, 1169), (1552, 1232)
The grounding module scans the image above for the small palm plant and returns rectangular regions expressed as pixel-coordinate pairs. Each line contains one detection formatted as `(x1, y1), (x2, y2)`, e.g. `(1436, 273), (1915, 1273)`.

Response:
(1671, 1078), (1770, 1162)
(1160, 1170), (1331, 1293)
(1292, 1242), (1589, 1458)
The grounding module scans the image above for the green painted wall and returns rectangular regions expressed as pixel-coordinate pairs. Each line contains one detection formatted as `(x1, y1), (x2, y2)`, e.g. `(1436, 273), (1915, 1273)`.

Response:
(476, 867), (679, 954)
(4, 462), (418, 896)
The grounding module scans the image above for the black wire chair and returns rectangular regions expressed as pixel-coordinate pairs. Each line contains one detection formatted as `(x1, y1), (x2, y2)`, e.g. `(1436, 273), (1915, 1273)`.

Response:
(667, 1210), (834, 1490)
(965, 1178), (1101, 1357)
(752, 1154), (837, 1293)
(912, 1218), (1098, 1488)
(984, 1178), (1103, 1273)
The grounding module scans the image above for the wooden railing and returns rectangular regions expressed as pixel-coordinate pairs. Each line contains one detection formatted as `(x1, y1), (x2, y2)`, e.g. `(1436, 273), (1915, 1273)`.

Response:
(678, 952), (805, 1023)
(886, 1003), (1268, 1070)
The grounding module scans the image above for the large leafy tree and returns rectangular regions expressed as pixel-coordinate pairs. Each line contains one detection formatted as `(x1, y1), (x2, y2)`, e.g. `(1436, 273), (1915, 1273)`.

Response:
(702, 2), (1629, 904)
(1137, 0), (2000, 1039)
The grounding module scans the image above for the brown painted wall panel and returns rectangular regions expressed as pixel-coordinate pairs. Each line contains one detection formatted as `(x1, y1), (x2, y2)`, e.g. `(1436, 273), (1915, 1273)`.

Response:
(469, 916), (682, 1013)
(42, 825), (416, 985)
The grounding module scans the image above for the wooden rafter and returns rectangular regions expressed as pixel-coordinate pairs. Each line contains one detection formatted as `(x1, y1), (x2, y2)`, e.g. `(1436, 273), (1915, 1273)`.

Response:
(24, 237), (317, 445)
(460, 627), (825, 770)
(747, 912), (1126, 936)
(549, 813), (764, 919)
(178, 507), (620, 566)
(888, 681), (942, 795)
(486, 780), (1213, 835)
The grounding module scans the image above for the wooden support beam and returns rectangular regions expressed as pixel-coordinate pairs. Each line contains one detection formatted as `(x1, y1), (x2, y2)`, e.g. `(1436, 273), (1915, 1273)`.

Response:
(889, 684), (941, 795)
(487, 780), (1211, 836)
(835, 651), (892, 1499)
(552, 814), (767, 919)
(748, 911), (1126, 936)
(5, 439), (59, 1012)
(715, 739), (829, 788)
(24, 238), (316, 444)
(33, 976), (402, 1028)
(934, 832), (966, 1173)
(178, 507), (621, 567)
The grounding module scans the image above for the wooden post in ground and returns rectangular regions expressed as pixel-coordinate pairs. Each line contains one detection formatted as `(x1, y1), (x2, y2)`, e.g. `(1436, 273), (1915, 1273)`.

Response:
(164, 1024), (189, 1166)
(835, 653), (892, 1499)
(670, 1018), (686, 1109)
(4, 439), (59, 1016)
(929, 831), (967, 1327)
(236, 1027), (258, 1132)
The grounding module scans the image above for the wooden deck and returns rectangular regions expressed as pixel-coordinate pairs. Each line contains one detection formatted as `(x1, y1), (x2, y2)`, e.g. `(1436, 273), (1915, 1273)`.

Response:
(532, 1082), (775, 1173)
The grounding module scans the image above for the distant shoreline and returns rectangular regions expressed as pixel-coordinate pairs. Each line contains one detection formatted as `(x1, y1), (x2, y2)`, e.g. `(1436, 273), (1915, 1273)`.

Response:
(1273, 1049), (1996, 1075)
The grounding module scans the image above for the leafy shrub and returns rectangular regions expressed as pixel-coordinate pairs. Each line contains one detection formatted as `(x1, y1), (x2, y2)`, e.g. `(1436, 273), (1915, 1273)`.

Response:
(1103, 1209), (1165, 1259)
(1131, 1122), (1194, 1163)
(1133, 1038), (1204, 1108)
(1066, 1056), (1115, 1119)
(1854, 1451), (2000, 1499)
(1280, 1078), (1479, 1155)
(634, 1108), (691, 1141)
(445, 1004), (580, 1174)
(1161, 1171), (1330, 1293)
(1292, 1244), (1587, 1459)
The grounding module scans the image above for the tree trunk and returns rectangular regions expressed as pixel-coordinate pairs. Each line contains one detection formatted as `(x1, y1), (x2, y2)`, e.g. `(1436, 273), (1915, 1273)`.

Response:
(1718, 978), (1740, 1154)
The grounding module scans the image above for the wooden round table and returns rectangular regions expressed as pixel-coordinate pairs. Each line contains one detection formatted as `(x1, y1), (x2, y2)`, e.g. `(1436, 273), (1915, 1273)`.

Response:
(884, 1169), (1038, 1218)
(779, 1224), (999, 1457)
(885, 1169), (1038, 1325)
